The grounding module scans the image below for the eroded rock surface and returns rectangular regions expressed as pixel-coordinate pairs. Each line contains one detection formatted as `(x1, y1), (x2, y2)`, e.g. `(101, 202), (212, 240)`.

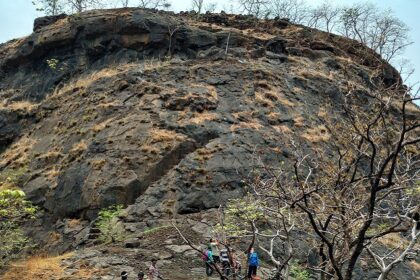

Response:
(0, 8), (418, 280)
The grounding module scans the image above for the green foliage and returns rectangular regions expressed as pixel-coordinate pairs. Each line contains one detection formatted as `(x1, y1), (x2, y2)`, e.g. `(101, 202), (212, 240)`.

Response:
(0, 167), (29, 188)
(290, 261), (310, 280)
(216, 195), (266, 237)
(96, 205), (125, 244)
(46, 58), (67, 72)
(0, 189), (36, 268)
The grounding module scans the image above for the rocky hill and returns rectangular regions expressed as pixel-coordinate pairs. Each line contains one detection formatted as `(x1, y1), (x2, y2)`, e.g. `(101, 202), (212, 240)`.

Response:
(0, 8), (418, 280)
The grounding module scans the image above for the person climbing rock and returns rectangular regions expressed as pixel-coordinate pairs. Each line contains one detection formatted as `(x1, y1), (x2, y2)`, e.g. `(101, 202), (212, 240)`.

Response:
(148, 258), (163, 280)
(247, 247), (259, 279)
(205, 245), (215, 276)
(210, 238), (221, 263)
(137, 271), (145, 279)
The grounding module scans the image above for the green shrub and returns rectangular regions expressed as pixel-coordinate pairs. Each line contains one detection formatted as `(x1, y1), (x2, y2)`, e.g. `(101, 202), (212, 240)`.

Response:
(290, 261), (310, 280)
(0, 167), (29, 188)
(0, 189), (36, 268)
(96, 205), (125, 244)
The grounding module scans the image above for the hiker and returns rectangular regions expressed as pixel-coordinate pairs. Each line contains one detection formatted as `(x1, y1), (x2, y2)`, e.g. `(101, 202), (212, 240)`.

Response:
(148, 258), (161, 280)
(247, 247), (259, 279)
(121, 271), (128, 280)
(204, 245), (215, 276)
(137, 271), (145, 279)
(210, 238), (221, 263)
(220, 247), (230, 275)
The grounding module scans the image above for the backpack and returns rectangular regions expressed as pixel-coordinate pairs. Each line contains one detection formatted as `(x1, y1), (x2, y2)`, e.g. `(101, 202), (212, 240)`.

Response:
(201, 250), (209, 261)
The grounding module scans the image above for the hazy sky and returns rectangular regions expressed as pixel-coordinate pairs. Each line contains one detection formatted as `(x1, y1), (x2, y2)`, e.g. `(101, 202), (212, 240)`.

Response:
(0, 0), (419, 86)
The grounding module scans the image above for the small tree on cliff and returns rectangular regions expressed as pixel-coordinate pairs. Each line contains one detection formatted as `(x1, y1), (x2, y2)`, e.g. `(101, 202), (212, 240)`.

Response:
(32, 0), (65, 16)
(66, 0), (104, 13)
(0, 188), (36, 268)
(138, 0), (171, 9)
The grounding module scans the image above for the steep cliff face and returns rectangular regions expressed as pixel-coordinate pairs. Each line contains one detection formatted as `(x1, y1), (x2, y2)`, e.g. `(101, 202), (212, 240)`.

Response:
(0, 8), (417, 279)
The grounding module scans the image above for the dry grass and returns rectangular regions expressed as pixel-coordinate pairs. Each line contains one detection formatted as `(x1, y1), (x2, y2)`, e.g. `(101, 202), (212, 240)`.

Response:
(255, 92), (275, 108)
(188, 112), (219, 124)
(409, 260), (420, 272)
(3, 252), (104, 280)
(67, 219), (82, 228)
(318, 107), (328, 118)
(91, 118), (114, 133)
(69, 140), (87, 158)
(97, 101), (120, 109)
(274, 125), (292, 134)
(231, 120), (263, 131)
(44, 166), (60, 184)
(141, 145), (160, 155)
(90, 159), (106, 170)
(232, 111), (253, 121)
(0, 101), (38, 112)
(277, 94), (295, 107)
(2, 253), (73, 280)
(0, 136), (35, 167)
(301, 125), (331, 143)
(378, 233), (410, 248)
(57, 67), (122, 95)
(149, 129), (185, 144)
(293, 116), (305, 127)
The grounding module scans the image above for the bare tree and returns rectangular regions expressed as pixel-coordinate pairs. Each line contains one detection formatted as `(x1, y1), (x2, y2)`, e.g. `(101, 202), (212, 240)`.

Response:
(191, 0), (217, 14)
(238, 61), (419, 280)
(138, 0), (171, 9)
(339, 3), (411, 62)
(268, 0), (309, 24)
(191, 0), (204, 14)
(119, 0), (130, 7)
(236, 0), (270, 18)
(66, 0), (104, 13)
(215, 194), (303, 279)
(307, 0), (341, 33)
(32, 0), (65, 16)
(367, 206), (419, 280)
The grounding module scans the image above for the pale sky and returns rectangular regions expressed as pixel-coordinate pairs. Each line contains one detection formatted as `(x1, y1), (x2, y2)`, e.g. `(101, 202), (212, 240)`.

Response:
(0, 0), (419, 87)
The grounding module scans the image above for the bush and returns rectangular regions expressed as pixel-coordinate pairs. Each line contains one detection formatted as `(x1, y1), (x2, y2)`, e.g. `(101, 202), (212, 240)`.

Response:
(96, 205), (125, 244)
(290, 261), (310, 280)
(0, 189), (36, 268)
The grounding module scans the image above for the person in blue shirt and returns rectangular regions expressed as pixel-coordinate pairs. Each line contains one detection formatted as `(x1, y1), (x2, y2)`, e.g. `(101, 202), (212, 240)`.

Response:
(247, 247), (259, 279)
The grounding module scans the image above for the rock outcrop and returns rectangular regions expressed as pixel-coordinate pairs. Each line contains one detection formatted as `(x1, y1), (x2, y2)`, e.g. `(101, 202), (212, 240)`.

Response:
(0, 8), (418, 280)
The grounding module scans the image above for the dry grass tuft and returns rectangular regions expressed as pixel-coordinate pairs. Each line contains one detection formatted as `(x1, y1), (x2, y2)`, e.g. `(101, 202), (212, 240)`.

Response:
(293, 116), (305, 127)
(141, 145), (160, 155)
(0, 101), (38, 112)
(90, 159), (106, 170)
(2, 254), (72, 280)
(69, 140), (87, 158)
(91, 118), (114, 133)
(3, 253), (104, 280)
(149, 129), (185, 144)
(318, 107), (328, 118)
(188, 112), (219, 124)
(231, 120), (263, 131)
(301, 125), (330, 143)
(255, 92), (275, 108)
(274, 125), (292, 134)
(0, 136), (35, 167)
